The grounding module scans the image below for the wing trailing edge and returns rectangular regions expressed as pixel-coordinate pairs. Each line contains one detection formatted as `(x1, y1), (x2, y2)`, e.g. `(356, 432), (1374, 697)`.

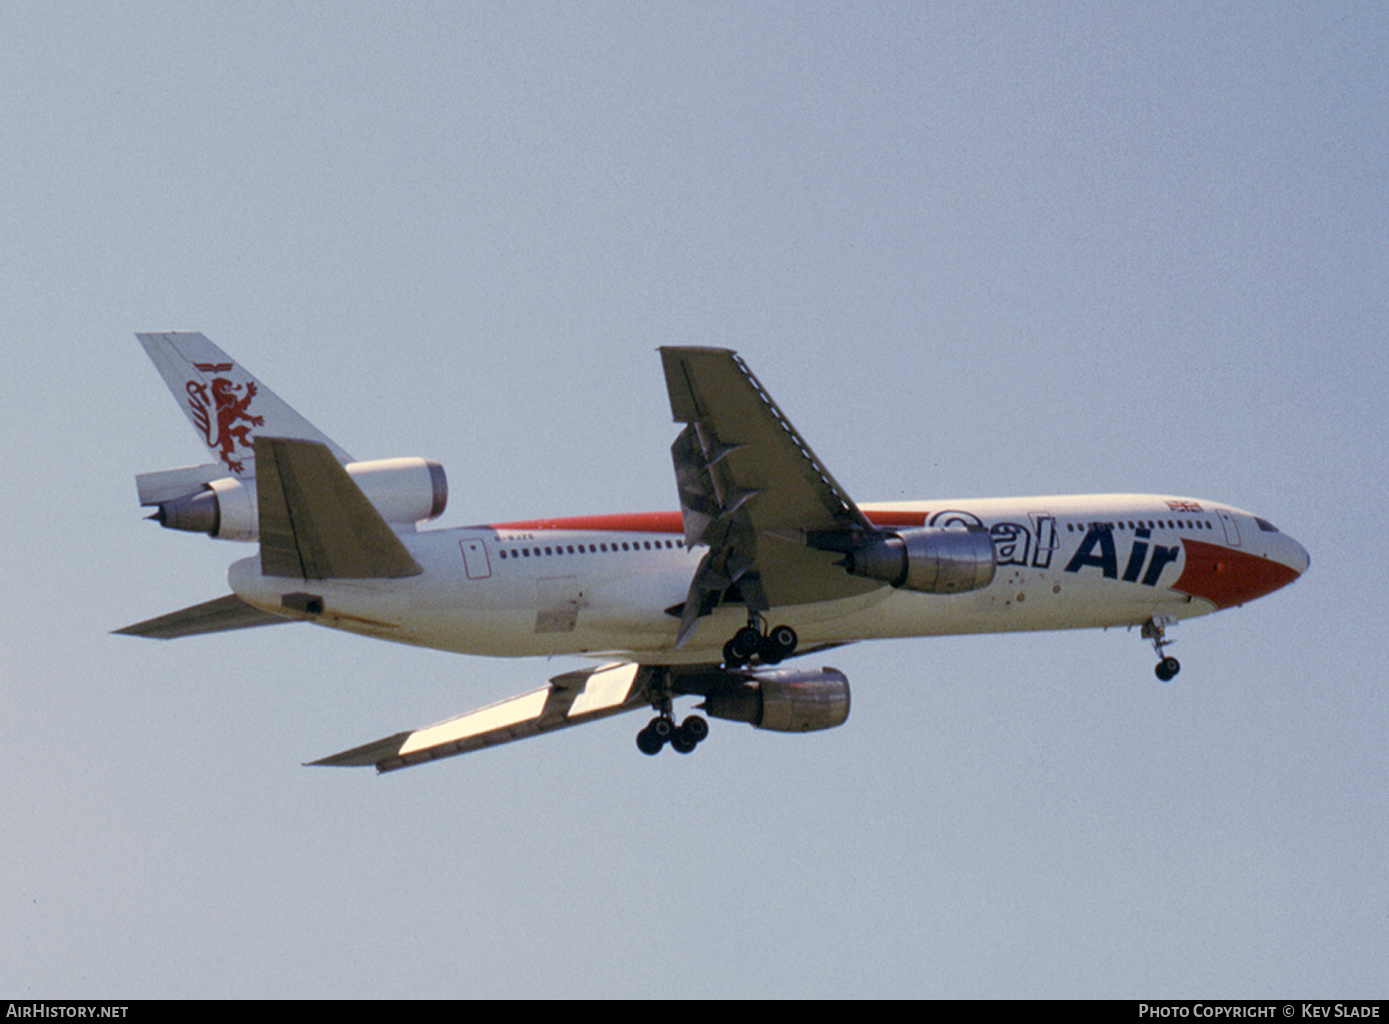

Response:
(659, 347), (881, 644)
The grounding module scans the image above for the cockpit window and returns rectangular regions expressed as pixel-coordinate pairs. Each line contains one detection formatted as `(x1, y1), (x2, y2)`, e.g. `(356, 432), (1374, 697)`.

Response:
(1255, 517), (1280, 533)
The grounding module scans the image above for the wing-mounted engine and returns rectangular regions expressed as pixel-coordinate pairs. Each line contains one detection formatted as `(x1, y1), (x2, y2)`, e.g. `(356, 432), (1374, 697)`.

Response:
(825, 526), (997, 594)
(695, 666), (851, 733)
(138, 456), (448, 541)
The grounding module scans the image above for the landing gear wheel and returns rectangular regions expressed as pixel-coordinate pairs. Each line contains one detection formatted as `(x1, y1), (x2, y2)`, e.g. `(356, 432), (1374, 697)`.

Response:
(670, 715), (708, 754)
(768, 624), (798, 651)
(725, 621), (798, 667)
(760, 624), (798, 664)
(731, 626), (762, 661)
(1142, 616), (1180, 683)
(636, 716), (674, 755)
(638, 714), (708, 755)
(680, 714), (708, 743)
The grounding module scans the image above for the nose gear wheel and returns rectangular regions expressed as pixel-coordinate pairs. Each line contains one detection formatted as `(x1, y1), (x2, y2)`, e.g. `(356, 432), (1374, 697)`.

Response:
(1142, 616), (1181, 681)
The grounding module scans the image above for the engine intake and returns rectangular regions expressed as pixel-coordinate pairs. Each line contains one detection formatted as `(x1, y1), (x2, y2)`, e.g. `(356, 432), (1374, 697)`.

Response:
(842, 526), (996, 594)
(701, 668), (851, 733)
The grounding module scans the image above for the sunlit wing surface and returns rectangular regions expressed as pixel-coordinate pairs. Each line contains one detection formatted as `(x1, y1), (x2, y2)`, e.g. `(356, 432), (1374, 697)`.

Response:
(310, 663), (651, 772)
(660, 347), (882, 643)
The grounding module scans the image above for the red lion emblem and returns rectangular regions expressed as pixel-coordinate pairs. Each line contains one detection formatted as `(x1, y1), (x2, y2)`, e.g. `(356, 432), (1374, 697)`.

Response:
(187, 376), (264, 473)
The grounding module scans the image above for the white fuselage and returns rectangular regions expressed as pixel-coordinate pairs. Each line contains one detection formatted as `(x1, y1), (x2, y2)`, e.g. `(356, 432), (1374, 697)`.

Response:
(227, 494), (1309, 665)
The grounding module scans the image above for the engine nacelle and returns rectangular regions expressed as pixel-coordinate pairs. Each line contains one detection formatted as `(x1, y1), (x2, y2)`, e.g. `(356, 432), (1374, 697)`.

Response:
(148, 457), (448, 541)
(701, 668), (851, 733)
(841, 526), (996, 594)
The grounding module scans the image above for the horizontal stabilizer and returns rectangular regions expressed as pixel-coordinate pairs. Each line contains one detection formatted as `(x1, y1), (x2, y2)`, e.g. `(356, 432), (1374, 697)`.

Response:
(114, 594), (290, 639)
(311, 663), (651, 772)
(255, 436), (422, 580)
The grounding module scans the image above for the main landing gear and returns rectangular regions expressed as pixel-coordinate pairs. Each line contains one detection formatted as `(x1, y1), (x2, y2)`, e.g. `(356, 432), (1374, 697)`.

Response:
(636, 615), (799, 755)
(636, 673), (710, 756)
(1142, 616), (1181, 682)
(721, 616), (798, 668)
(636, 713), (709, 755)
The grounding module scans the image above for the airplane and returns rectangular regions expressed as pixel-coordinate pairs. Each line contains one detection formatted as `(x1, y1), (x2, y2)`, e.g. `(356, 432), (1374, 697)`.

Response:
(117, 332), (1310, 772)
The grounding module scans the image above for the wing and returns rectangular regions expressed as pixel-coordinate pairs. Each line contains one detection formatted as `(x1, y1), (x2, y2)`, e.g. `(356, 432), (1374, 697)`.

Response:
(660, 347), (881, 643)
(310, 663), (653, 772)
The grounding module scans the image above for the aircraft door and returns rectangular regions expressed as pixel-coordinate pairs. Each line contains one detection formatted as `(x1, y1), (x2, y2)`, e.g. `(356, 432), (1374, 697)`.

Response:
(1217, 510), (1242, 547)
(459, 538), (493, 579)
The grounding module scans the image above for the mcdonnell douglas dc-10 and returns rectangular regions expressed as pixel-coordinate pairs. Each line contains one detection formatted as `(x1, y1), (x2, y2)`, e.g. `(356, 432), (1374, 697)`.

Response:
(118, 333), (1309, 771)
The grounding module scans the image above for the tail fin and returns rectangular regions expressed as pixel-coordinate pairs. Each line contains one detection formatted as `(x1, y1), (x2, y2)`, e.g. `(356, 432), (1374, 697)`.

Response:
(136, 332), (353, 478)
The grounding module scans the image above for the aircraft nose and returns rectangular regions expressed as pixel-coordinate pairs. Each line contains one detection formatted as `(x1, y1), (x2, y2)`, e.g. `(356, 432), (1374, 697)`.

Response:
(1285, 534), (1311, 576)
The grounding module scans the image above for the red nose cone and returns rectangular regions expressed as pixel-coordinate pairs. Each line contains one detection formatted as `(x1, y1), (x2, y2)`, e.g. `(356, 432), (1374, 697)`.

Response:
(1174, 538), (1302, 609)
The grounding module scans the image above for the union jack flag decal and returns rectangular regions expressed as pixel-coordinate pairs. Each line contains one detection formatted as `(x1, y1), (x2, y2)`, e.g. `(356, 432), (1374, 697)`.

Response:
(1166, 499), (1203, 512)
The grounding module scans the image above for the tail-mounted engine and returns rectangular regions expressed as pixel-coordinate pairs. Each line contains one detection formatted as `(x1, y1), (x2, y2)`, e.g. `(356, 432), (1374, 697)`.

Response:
(839, 526), (996, 594)
(138, 457), (448, 541)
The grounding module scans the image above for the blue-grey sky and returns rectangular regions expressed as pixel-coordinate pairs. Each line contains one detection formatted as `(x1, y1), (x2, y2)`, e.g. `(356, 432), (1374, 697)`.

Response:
(3, 2), (1385, 998)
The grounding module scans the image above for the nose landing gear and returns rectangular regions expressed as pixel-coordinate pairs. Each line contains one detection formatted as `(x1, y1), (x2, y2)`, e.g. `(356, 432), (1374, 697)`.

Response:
(1142, 616), (1181, 681)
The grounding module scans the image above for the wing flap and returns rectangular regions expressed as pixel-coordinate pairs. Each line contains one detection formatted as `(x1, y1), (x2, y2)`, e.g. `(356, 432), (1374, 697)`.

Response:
(310, 663), (652, 772)
(114, 593), (290, 639)
(661, 348), (881, 640)
(661, 347), (875, 536)
(255, 436), (422, 580)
